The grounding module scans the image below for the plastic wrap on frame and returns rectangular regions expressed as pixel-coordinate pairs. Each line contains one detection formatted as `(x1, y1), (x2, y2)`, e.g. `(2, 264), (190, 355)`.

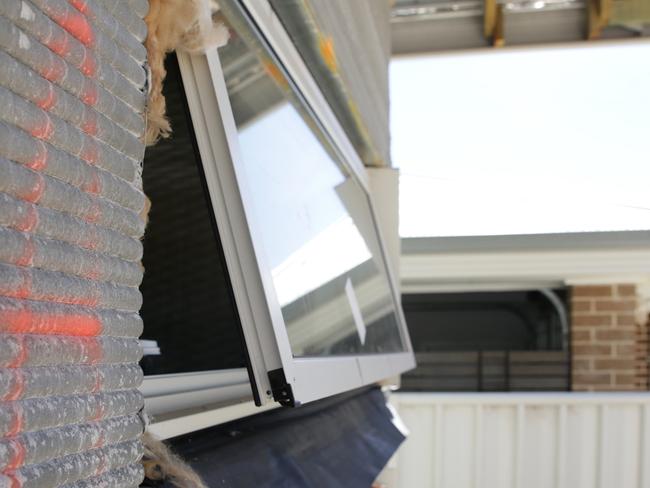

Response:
(0, 390), (144, 437)
(0, 0), (145, 115)
(0, 415), (143, 471)
(0, 16), (144, 138)
(28, 0), (146, 84)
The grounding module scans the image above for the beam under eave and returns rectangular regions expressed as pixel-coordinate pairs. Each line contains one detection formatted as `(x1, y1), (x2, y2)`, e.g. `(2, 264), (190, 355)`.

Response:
(494, 5), (505, 46)
(484, 0), (498, 38)
(484, 0), (505, 47)
(588, 0), (613, 39)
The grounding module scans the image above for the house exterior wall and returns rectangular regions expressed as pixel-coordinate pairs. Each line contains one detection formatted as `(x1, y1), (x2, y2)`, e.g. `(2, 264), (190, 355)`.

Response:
(571, 284), (649, 391)
(269, 0), (392, 167)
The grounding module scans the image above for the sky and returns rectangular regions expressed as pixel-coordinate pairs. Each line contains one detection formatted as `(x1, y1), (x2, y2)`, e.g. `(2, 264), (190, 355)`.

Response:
(390, 41), (650, 237)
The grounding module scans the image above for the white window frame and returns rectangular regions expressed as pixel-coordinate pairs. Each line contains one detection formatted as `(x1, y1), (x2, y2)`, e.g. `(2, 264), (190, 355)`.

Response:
(174, 0), (414, 407)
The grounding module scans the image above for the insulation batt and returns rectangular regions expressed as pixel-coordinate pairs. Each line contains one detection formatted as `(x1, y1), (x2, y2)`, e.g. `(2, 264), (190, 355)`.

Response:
(144, 0), (229, 144)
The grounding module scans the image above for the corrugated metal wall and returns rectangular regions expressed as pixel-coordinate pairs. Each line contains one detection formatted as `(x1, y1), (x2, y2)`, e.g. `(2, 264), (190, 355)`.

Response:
(0, 0), (148, 486)
(269, 0), (392, 167)
(382, 392), (650, 488)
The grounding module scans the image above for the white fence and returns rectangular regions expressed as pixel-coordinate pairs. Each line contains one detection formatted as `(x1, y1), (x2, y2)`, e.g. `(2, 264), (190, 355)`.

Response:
(380, 392), (650, 488)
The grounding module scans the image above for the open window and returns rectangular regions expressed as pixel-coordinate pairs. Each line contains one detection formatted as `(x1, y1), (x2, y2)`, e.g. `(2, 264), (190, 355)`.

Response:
(141, 0), (414, 413)
(139, 52), (253, 416)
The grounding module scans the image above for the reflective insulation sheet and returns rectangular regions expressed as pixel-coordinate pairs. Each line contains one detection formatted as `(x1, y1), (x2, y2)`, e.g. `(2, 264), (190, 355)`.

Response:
(0, 0), (148, 486)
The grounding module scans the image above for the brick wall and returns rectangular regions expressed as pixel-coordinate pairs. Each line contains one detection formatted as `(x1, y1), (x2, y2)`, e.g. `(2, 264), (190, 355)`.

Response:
(571, 284), (649, 391)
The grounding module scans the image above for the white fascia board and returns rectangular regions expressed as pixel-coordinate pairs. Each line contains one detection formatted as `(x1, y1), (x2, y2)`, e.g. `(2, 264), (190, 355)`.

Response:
(401, 248), (650, 293)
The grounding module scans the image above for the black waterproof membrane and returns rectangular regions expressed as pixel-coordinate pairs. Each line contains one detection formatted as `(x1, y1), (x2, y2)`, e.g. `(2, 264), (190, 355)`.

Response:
(159, 388), (405, 488)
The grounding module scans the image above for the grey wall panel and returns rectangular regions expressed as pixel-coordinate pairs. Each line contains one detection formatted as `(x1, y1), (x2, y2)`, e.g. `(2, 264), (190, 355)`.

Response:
(270, 0), (393, 167)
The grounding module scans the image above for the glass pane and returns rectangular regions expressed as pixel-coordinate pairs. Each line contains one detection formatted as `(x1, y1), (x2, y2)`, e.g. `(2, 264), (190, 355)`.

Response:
(217, 27), (404, 357)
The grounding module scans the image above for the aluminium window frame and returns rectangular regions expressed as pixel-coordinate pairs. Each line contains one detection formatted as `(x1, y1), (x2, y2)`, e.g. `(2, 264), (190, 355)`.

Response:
(141, 0), (415, 412)
(177, 0), (413, 407)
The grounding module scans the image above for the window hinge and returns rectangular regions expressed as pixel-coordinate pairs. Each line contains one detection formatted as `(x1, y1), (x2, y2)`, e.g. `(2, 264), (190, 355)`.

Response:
(268, 368), (298, 407)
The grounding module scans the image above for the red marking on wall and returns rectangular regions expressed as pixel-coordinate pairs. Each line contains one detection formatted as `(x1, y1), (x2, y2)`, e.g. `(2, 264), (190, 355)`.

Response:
(69, 0), (91, 15)
(15, 268), (32, 301)
(86, 263), (102, 281)
(6, 404), (24, 437)
(15, 206), (38, 233)
(91, 400), (106, 422)
(46, 31), (70, 57)
(42, 312), (102, 335)
(39, 59), (65, 83)
(29, 115), (54, 140)
(36, 85), (57, 111)
(91, 430), (105, 449)
(19, 174), (45, 204)
(82, 171), (101, 194)
(80, 141), (99, 165)
(81, 110), (98, 135)
(94, 449), (107, 476)
(7, 335), (28, 369)
(81, 81), (98, 106)
(0, 307), (31, 334)
(0, 309), (102, 336)
(36, 291), (99, 308)
(4, 439), (26, 470)
(87, 338), (103, 365)
(15, 235), (35, 267)
(80, 49), (97, 77)
(4, 472), (21, 488)
(26, 142), (48, 171)
(78, 295), (100, 308)
(2, 371), (25, 401)
(53, 11), (94, 46)
(81, 225), (99, 251)
(84, 200), (102, 223)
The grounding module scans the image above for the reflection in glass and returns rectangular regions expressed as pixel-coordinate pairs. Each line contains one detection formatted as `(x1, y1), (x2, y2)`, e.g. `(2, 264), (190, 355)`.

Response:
(217, 25), (404, 357)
